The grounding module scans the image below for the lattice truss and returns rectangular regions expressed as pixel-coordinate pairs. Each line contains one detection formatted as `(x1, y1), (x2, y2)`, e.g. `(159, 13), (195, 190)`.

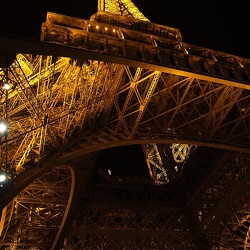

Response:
(0, 54), (122, 248)
(0, 167), (72, 249)
(0, 55), (122, 175)
(0, 0), (250, 249)
(63, 182), (196, 249)
(98, 0), (148, 20)
(178, 147), (250, 249)
(141, 143), (197, 184)
(220, 202), (250, 250)
(2, 53), (249, 182)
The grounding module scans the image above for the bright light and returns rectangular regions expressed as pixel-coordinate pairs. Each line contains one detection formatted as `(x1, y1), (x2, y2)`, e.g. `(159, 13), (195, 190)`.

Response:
(3, 83), (10, 90)
(0, 122), (7, 133)
(0, 173), (7, 182)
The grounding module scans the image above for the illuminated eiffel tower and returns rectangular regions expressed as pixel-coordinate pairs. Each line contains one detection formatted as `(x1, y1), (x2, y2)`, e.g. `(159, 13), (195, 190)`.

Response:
(1, 0), (250, 249)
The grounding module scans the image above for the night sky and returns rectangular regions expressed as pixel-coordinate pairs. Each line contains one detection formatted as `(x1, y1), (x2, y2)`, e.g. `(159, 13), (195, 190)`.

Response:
(1, 1), (249, 58)
(0, 1), (249, 178)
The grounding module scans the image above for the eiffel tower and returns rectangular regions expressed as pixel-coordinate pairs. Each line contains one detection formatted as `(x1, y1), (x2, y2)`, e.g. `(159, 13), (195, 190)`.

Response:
(0, 0), (250, 249)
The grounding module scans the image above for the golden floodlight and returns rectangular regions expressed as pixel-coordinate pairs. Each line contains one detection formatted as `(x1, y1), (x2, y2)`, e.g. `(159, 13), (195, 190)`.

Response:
(3, 83), (10, 90)
(0, 122), (8, 133)
(0, 172), (7, 183)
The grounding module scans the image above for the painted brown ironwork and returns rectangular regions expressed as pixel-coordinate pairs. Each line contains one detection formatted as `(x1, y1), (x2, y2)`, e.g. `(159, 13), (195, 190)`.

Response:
(0, 0), (250, 249)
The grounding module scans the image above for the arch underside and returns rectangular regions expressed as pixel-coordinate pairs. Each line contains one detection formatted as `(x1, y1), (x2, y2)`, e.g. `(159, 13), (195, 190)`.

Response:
(0, 166), (74, 249)
(0, 0), (250, 249)
(61, 148), (250, 249)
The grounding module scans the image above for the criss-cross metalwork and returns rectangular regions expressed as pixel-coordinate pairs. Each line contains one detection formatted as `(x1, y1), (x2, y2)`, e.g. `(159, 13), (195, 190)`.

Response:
(0, 0), (250, 249)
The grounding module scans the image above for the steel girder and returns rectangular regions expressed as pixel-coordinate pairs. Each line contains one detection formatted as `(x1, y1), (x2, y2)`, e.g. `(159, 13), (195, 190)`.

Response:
(62, 177), (198, 249)
(0, 0), (250, 249)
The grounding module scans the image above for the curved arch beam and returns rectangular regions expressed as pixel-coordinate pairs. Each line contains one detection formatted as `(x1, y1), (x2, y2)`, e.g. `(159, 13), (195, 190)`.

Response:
(0, 165), (75, 249)
(1, 131), (250, 212)
(55, 130), (250, 165)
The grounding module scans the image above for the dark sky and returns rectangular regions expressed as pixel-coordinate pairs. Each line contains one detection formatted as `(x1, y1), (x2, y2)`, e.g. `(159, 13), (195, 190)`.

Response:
(1, 1), (249, 58)
(1, 1), (249, 178)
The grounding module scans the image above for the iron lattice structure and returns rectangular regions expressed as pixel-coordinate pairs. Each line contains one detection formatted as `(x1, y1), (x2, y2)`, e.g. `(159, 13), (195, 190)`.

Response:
(0, 0), (250, 249)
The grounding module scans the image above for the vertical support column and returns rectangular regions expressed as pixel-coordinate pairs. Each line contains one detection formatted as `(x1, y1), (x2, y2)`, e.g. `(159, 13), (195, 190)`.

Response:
(98, 0), (105, 11)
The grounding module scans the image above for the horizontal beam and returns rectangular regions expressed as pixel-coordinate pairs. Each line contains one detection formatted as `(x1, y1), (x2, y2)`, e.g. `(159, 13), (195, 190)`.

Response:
(1, 35), (250, 91)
